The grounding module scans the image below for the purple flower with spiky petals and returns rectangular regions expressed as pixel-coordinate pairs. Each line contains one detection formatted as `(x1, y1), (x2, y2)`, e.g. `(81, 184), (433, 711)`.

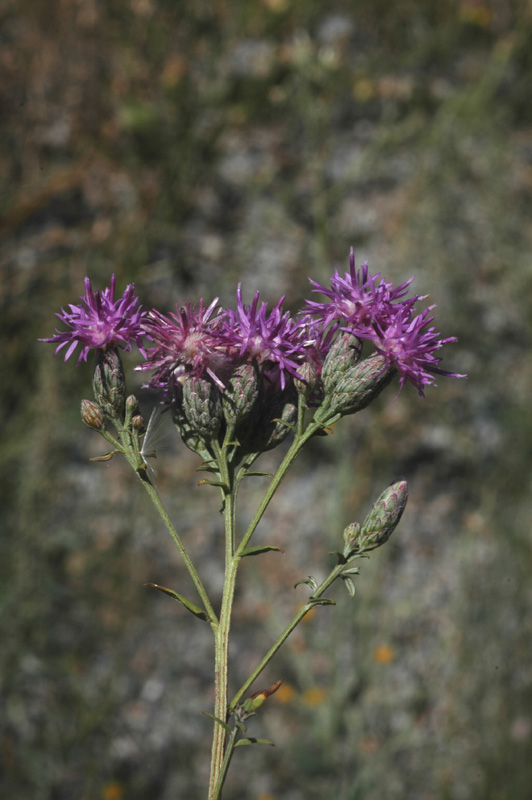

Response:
(371, 305), (466, 396)
(137, 298), (232, 392)
(218, 286), (306, 389)
(304, 248), (416, 336)
(41, 275), (147, 364)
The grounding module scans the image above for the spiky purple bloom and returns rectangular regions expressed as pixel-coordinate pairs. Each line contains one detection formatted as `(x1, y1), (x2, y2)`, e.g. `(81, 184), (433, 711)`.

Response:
(371, 305), (465, 396)
(305, 249), (465, 396)
(218, 286), (307, 389)
(136, 298), (231, 391)
(41, 275), (147, 364)
(304, 248), (416, 337)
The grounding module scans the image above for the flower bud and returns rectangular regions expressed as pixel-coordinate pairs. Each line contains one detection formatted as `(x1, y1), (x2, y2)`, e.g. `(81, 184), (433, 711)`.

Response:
(92, 347), (127, 420)
(171, 383), (209, 457)
(131, 414), (144, 431)
(81, 399), (105, 431)
(328, 354), (395, 417)
(342, 521), (361, 554)
(222, 363), (259, 429)
(360, 480), (408, 550)
(321, 332), (362, 395)
(294, 360), (319, 401)
(181, 376), (223, 441)
(126, 394), (139, 414)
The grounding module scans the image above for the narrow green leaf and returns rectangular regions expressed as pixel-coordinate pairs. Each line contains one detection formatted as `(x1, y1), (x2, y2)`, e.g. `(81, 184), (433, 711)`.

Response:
(234, 738), (275, 747)
(145, 583), (209, 621)
(242, 471), (273, 478)
(341, 575), (356, 598)
(197, 479), (230, 490)
(294, 576), (318, 592)
(342, 567), (360, 576)
(201, 712), (232, 733)
(271, 417), (297, 434)
(240, 545), (283, 558)
(307, 597), (336, 608)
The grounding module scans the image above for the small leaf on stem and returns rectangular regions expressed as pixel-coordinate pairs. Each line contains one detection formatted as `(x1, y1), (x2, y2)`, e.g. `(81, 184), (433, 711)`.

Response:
(202, 712), (232, 733)
(240, 545), (284, 558)
(234, 738), (275, 747)
(145, 583), (209, 621)
(294, 576), (318, 592)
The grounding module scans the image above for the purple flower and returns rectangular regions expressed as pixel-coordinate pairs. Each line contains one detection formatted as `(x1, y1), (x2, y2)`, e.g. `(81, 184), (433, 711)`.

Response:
(304, 249), (465, 396)
(372, 305), (466, 396)
(304, 248), (416, 336)
(136, 298), (231, 391)
(218, 286), (306, 389)
(41, 275), (147, 364)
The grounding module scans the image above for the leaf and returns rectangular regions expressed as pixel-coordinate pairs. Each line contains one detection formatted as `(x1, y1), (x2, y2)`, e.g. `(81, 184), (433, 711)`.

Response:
(201, 712), (232, 733)
(341, 575), (356, 598)
(235, 738), (275, 747)
(294, 576), (318, 592)
(307, 597), (336, 608)
(145, 583), (209, 622)
(341, 567), (360, 576)
(271, 417), (297, 434)
(242, 471), (273, 478)
(197, 479), (229, 490)
(240, 545), (284, 558)
(89, 450), (118, 462)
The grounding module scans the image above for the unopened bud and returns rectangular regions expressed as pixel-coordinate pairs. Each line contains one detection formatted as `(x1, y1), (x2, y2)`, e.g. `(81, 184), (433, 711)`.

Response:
(92, 347), (127, 420)
(126, 394), (138, 414)
(360, 480), (408, 550)
(81, 399), (105, 431)
(321, 332), (362, 395)
(131, 414), (144, 431)
(294, 360), (319, 400)
(223, 363), (259, 429)
(328, 354), (395, 417)
(182, 376), (223, 441)
(342, 521), (361, 553)
(242, 680), (283, 713)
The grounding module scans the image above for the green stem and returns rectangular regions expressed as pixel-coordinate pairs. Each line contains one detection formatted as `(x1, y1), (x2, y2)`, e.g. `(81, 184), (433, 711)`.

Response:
(208, 439), (238, 800)
(236, 416), (322, 558)
(115, 425), (217, 628)
(228, 562), (345, 714)
(211, 725), (241, 800)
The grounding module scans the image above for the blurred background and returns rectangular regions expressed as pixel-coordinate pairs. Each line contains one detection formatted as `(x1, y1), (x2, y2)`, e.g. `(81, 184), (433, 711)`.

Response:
(2, 0), (532, 798)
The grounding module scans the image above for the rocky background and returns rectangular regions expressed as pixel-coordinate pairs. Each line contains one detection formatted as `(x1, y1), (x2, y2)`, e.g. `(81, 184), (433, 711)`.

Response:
(2, 1), (532, 799)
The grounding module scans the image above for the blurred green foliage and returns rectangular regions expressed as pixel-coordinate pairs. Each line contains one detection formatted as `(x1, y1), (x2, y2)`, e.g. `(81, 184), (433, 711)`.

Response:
(2, 0), (532, 798)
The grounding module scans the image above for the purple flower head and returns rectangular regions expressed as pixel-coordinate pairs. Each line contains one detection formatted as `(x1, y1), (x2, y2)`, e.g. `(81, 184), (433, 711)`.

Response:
(372, 305), (466, 397)
(136, 298), (231, 392)
(218, 286), (307, 390)
(304, 248), (416, 336)
(41, 275), (147, 364)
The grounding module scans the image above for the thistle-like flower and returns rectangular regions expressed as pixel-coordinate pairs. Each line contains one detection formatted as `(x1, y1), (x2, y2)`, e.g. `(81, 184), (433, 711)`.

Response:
(371, 305), (465, 396)
(218, 286), (306, 390)
(41, 275), (147, 363)
(305, 250), (465, 396)
(304, 248), (415, 337)
(136, 299), (231, 393)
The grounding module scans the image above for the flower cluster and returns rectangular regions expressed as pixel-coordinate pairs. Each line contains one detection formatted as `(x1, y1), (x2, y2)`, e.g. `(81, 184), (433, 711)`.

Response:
(303, 249), (465, 397)
(41, 254), (464, 439)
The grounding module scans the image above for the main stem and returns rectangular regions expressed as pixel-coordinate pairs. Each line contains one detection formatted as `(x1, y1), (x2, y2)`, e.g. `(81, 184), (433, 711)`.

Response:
(208, 443), (238, 800)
